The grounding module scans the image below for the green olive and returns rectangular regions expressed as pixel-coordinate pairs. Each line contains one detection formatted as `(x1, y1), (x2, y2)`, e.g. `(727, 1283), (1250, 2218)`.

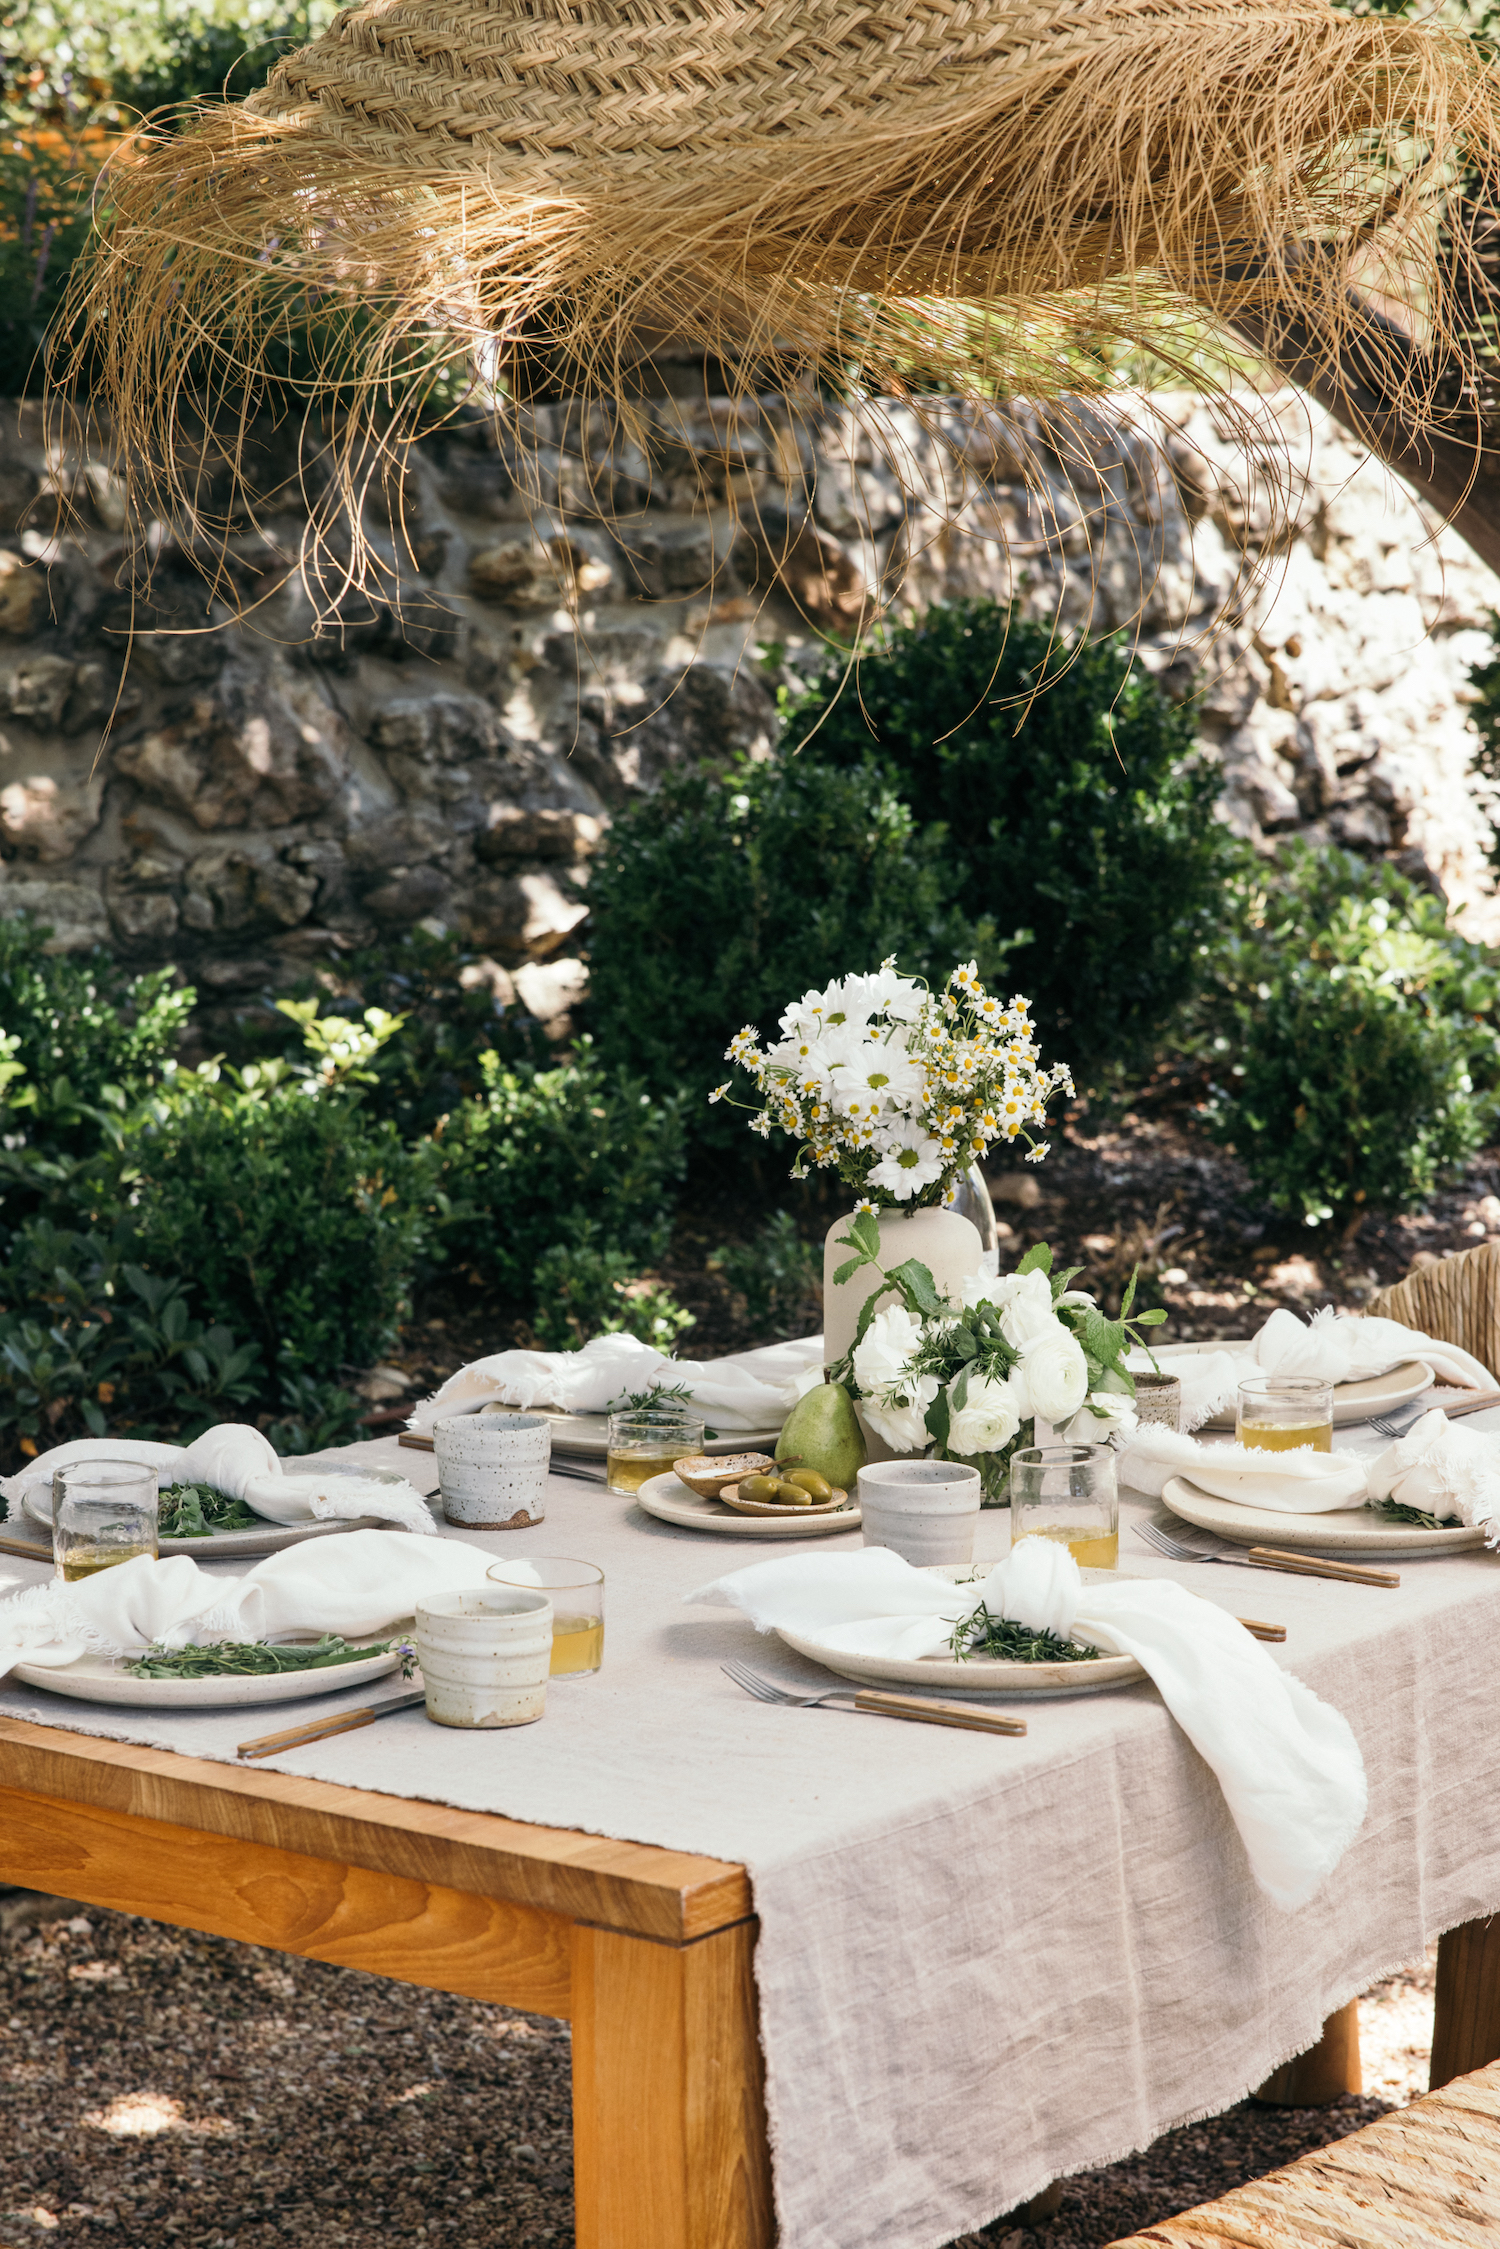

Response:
(738, 1474), (782, 1504)
(784, 1469), (834, 1502)
(772, 1480), (815, 1506)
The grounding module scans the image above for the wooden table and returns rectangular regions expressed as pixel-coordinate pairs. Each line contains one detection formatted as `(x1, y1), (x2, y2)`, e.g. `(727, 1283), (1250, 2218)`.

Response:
(0, 1714), (773, 2249)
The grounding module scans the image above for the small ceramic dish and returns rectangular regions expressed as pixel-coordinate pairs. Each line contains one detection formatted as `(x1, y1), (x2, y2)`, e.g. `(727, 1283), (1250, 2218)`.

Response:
(718, 1481), (849, 1517)
(672, 1452), (776, 1499)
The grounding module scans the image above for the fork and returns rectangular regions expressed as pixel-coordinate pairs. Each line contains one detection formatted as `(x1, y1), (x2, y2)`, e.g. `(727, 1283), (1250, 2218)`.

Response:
(720, 1660), (1027, 1736)
(1366, 1392), (1500, 1439)
(1135, 1519), (1397, 1590)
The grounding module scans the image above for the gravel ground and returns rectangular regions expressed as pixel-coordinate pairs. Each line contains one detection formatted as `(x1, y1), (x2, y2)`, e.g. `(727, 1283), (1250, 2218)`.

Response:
(0, 1894), (1436, 2249)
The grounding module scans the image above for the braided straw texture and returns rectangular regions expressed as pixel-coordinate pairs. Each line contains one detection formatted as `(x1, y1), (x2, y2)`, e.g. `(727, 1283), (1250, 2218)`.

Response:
(1106, 2055), (1500, 2247)
(55, 0), (1500, 587)
(1368, 1239), (1500, 1384)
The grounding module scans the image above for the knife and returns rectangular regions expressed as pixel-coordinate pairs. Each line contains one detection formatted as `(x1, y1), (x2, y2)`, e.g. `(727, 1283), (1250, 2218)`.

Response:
(237, 1687), (428, 1759)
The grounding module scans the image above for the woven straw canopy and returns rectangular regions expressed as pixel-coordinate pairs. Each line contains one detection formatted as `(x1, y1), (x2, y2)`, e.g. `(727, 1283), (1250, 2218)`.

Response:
(63, 0), (1500, 563)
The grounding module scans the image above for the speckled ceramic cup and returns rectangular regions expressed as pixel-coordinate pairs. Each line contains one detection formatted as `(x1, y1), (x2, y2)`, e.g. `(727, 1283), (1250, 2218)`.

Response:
(413, 1586), (553, 1728)
(433, 1410), (551, 1528)
(857, 1458), (981, 1566)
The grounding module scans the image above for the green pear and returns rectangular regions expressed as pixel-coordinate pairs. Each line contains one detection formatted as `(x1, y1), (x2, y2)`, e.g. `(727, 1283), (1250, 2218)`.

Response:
(775, 1376), (867, 1490)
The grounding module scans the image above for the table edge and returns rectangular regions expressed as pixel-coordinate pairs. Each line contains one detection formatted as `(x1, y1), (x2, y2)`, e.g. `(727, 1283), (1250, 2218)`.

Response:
(0, 1716), (752, 1943)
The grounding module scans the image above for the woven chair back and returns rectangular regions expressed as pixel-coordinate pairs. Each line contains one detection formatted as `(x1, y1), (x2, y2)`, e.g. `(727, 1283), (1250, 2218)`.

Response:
(1367, 1241), (1500, 1384)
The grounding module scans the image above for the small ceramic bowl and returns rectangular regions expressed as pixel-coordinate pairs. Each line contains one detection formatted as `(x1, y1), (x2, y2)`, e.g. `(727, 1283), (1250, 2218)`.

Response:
(672, 1452), (775, 1499)
(719, 1481), (849, 1517)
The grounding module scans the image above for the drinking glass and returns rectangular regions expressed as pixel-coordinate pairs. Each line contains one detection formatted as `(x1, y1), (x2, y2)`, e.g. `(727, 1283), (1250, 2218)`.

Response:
(52, 1461), (160, 1582)
(1009, 1445), (1118, 1569)
(605, 1411), (704, 1495)
(487, 1558), (604, 1677)
(1236, 1375), (1334, 1454)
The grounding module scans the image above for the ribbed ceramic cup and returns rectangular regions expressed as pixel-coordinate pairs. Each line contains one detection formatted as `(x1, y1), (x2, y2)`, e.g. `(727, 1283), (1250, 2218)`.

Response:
(857, 1459), (982, 1566)
(413, 1586), (553, 1728)
(434, 1410), (551, 1527)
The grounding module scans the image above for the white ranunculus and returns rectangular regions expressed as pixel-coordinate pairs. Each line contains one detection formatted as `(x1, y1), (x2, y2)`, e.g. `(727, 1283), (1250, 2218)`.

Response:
(1019, 1324), (1089, 1422)
(851, 1303), (926, 1399)
(1059, 1390), (1139, 1443)
(862, 1381), (939, 1453)
(992, 1266), (1058, 1348)
(946, 1370), (1024, 1457)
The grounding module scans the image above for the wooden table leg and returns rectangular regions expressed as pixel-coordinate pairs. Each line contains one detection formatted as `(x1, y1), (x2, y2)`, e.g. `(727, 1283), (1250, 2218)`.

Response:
(1431, 1916), (1500, 2089)
(1251, 1999), (1361, 2106)
(572, 1918), (774, 2249)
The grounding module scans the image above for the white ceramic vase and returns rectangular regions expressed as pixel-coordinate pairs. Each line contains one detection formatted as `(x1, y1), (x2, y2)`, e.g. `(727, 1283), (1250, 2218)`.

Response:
(823, 1203), (982, 1460)
(414, 1586), (554, 1728)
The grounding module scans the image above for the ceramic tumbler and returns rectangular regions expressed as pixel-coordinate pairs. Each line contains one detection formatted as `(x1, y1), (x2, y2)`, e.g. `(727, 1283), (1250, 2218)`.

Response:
(857, 1458), (982, 1566)
(413, 1586), (554, 1728)
(434, 1410), (551, 1527)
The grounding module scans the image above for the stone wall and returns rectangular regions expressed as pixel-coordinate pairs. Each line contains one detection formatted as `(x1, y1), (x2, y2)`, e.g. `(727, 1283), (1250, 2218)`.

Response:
(0, 377), (1495, 1040)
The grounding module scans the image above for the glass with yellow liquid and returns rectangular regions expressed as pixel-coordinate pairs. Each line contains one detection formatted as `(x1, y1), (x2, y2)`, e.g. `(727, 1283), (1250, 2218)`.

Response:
(52, 1460), (159, 1582)
(1009, 1444), (1119, 1570)
(1236, 1376), (1334, 1455)
(488, 1558), (605, 1678)
(605, 1411), (704, 1496)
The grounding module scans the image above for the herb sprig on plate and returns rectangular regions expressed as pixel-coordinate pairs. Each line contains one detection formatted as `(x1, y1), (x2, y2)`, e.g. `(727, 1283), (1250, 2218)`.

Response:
(1368, 1496), (1446, 1532)
(126, 1635), (414, 1680)
(949, 1602), (1102, 1664)
(157, 1482), (260, 1538)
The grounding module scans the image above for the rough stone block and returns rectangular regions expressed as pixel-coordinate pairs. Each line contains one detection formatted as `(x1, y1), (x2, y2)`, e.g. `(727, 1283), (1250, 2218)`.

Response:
(0, 773), (104, 862)
(475, 807), (605, 863)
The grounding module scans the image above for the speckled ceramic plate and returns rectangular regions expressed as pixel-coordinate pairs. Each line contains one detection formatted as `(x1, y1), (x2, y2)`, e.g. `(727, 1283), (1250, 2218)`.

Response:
(773, 1566), (1146, 1696)
(12, 1640), (406, 1708)
(636, 1471), (860, 1537)
(1143, 1341), (1434, 1429)
(1160, 1474), (1485, 1554)
(23, 1467), (406, 1559)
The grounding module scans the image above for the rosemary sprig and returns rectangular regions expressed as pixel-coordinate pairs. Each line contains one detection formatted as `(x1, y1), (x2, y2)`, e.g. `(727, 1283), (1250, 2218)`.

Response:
(1368, 1497), (1446, 1532)
(949, 1601), (1103, 1664)
(126, 1635), (413, 1680)
(158, 1482), (260, 1538)
(605, 1380), (718, 1438)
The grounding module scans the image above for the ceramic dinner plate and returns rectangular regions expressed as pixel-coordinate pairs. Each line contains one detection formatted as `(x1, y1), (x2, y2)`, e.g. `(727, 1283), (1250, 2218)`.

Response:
(1144, 1340), (1434, 1429)
(636, 1470), (861, 1537)
(22, 1467), (405, 1560)
(476, 1403), (784, 1459)
(775, 1566), (1147, 1696)
(1160, 1473), (1485, 1554)
(11, 1641), (406, 1709)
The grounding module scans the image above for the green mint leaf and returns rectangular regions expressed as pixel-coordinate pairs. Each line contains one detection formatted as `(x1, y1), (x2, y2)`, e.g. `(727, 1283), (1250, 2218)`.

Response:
(1016, 1242), (1053, 1276)
(886, 1257), (943, 1316)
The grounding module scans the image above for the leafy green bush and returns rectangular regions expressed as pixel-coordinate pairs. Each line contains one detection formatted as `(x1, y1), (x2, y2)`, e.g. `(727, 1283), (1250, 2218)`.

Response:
(585, 754), (985, 1161)
(434, 1039), (685, 1309)
(124, 1088), (435, 1378)
(1202, 846), (1500, 1224)
(529, 1224), (694, 1353)
(710, 1211), (820, 1336)
(784, 597), (1236, 1085)
(0, 1219), (263, 1461)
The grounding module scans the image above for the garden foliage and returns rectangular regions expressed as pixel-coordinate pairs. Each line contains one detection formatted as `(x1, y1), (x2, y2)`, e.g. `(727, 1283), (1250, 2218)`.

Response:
(1203, 847), (1500, 1224)
(586, 754), (985, 1160)
(782, 598), (1234, 1084)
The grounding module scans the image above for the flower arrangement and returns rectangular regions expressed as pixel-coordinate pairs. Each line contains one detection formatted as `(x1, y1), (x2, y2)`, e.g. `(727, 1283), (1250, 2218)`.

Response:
(711, 958), (1072, 1207)
(826, 1217), (1165, 1495)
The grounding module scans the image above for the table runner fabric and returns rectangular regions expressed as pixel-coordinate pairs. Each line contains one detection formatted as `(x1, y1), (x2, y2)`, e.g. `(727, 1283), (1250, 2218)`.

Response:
(5, 1429), (1500, 2249)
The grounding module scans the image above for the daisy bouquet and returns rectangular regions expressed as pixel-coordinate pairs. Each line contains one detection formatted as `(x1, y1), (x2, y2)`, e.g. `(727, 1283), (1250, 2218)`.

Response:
(827, 1219), (1166, 1495)
(711, 958), (1072, 1206)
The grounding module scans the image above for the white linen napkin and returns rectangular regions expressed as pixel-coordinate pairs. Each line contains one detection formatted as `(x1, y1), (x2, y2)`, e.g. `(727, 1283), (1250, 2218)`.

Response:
(1246, 1306), (1488, 1393)
(408, 1331), (824, 1433)
(1116, 1425), (1368, 1513)
(688, 1539), (1367, 1910)
(0, 1424), (437, 1537)
(1365, 1408), (1500, 1544)
(0, 1528), (496, 1680)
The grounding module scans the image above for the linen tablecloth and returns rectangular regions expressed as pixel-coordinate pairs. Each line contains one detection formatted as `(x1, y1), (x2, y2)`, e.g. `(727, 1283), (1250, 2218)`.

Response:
(5, 1424), (1500, 2249)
